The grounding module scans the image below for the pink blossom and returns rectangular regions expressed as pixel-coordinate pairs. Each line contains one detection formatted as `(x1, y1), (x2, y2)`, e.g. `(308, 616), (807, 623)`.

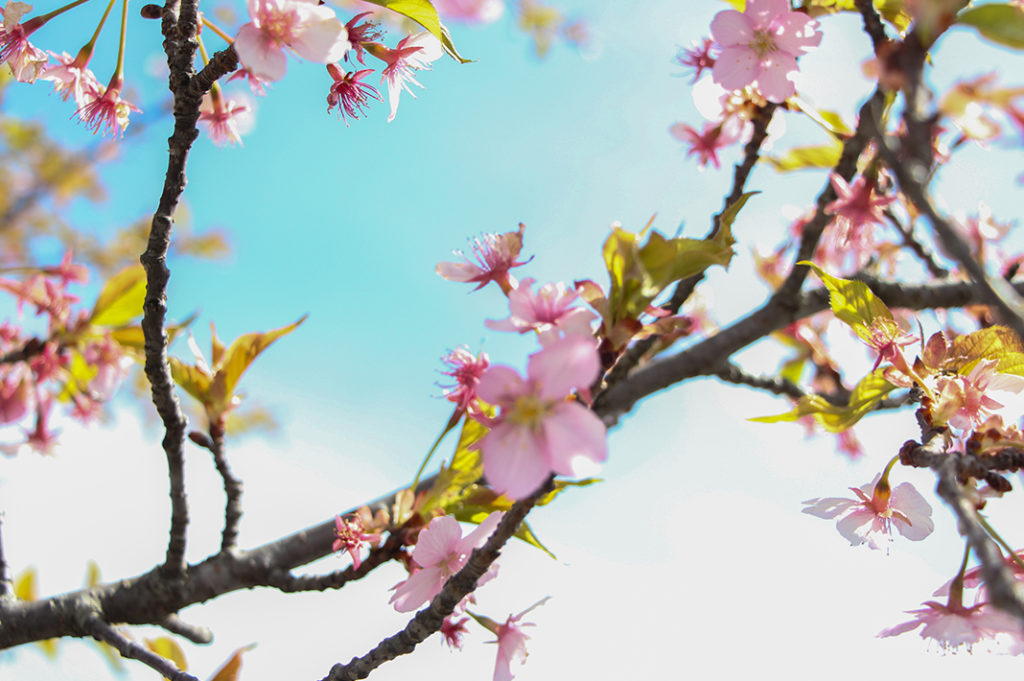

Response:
(486, 278), (596, 345)
(440, 616), (470, 649)
(227, 66), (271, 96)
(710, 0), (821, 102)
(802, 474), (933, 550)
(676, 38), (716, 84)
(199, 90), (251, 146)
(24, 392), (57, 454)
(0, 2), (46, 83)
(343, 12), (382, 65)
(439, 347), (489, 415)
(390, 512), (503, 612)
(436, 224), (531, 293)
(75, 77), (141, 138)
(931, 359), (1024, 431)
(332, 513), (381, 571)
(0, 368), (32, 424)
(234, 0), (350, 82)
(326, 65), (381, 125)
(879, 599), (1023, 652)
(669, 117), (743, 170)
(476, 336), (606, 500)
(367, 32), (442, 122)
(863, 318), (917, 373)
(823, 173), (896, 266)
(41, 251), (88, 286)
(491, 612), (532, 681)
(42, 51), (101, 107)
(432, 0), (505, 24)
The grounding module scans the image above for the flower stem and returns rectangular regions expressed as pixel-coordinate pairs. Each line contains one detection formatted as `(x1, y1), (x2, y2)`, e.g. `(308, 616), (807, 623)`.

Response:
(977, 513), (1024, 574)
(36, 0), (92, 24)
(73, 0), (116, 66)
(410, 411), (461, 491)
(201, 16), (235, 44)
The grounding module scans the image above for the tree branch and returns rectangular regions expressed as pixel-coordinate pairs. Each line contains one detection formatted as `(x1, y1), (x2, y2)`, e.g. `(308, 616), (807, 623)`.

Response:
(207, 423), (243, 554)
(81, 605), (199, 681)
(321, 480), (550, 681)
(156, 614), (213, 645)
(0, 513), (11, 600)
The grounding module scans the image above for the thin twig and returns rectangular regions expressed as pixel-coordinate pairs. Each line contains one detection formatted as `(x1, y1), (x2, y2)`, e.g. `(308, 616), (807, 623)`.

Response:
(854, 0), (888, 50)
(81, 607), (200, 681)
(604, 103), (777, 388)
(711, 362), (805, 400)
(321, 481), (550, 681)
(0, 513), (11, 599)
(208, 424), (243, 554)
(883, 209), (948, 278)
(265, 527), (407, 593)
(155, 614), (213, 645)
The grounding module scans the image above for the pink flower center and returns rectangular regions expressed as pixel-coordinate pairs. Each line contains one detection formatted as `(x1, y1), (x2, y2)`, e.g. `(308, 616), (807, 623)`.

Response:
(749, 30), (778, 58)
(506, 394), (550, 429)
(261, 7), (299, 46)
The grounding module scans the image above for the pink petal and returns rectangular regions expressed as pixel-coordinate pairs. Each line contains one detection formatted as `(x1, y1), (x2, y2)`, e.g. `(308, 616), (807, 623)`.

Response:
(835, 508), (875, 546)
(541, 402), (607, 476)
(891, 483), (934, 541)
(412, 515), (462, 567)
(477, 365), (527, 406)
(711, 46), (759, 92)
(710, 10), (753, 47)
(746, 0), (790, 25)
(290, 5), (350, 63)
(801, 496), (859, 519)
(754, 52), (798, 102)
(389, 566), (446, 612)
(234, 23), (288, 81)
(527, 335), (599, 401)
(481, 422), (552, 499)
(436, 260), (485, 282)
(773, 13), (822, 54)
(457, 510), (503, 554)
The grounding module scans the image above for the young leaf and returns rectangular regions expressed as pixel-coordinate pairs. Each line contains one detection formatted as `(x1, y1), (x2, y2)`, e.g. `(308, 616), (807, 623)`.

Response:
(169, 356), (212, 405)
(208, 645), (256, 681)
(90, 265), (146, 327)
(957, 4), (1024, 49)
(751, 370), (895, 432)
(361, 0), (471, 62)
(801, 262), (893, 340)
(765, 141), (843, 172)
(144, 637), (188, 675)
(944, 325), (1024, 372)
(208, 315), (307, 415)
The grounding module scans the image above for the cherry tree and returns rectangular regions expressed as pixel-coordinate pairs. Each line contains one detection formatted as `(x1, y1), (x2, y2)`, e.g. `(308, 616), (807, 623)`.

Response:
(3, 0), (1024, 679)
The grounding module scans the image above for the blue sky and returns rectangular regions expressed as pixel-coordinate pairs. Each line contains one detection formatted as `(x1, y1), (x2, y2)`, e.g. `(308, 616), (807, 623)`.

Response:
(5, 1), (1024, 680)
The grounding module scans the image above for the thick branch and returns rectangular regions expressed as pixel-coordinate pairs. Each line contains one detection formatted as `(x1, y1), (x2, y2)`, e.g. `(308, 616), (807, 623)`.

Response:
(0, 513), (10, 599)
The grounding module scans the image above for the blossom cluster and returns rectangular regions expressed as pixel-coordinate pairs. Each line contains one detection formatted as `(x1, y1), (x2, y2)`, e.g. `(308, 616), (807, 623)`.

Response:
(0, 253), (134, 454)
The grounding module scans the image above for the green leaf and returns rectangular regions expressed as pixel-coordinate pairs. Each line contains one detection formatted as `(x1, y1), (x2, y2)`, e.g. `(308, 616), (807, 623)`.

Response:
(90, 265), (146, 327)
(801, 262), (893, 341)
(209, 315), (307, 415)
(765, 141), (843, 172)
(957, 4), (1024, 49)
(420, 416), (488, 514)
(362, 0), (470, 62)
(945, 325), (1024, 372)
(169, 356), (212, 404)
(721, 0), (744, 8)
(751, 370), (895, 432)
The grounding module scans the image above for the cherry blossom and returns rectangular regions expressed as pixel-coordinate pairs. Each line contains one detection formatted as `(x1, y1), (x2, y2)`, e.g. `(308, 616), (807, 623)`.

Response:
(440, 616), (470, 649)
(802, 473), (933, 550)
(822, 172), (897, 267)
(326, 65), (381, 125)
(438, 347), (490, 416)
(485, 278), (596, 345)
(234, 0), (350, 82)
(476, 335), (606, 500)
(367, 32), (443, 122)
(199, 90), (251, 146)
(436, 224), (531, 293)
(42, 52), (101, 107)
(676, 38), (716, 84)
(471, 598), (547, 681)
(879, 599), (1023, 652)
(862, 318), (917, 374)
(0, 1), (46, 83)
(670, 117), (743, 170)
(332, 513), (381, 571)
(0, 368), (32, 424)
(390, 512), (503, 612)
(709, 0), (821, 102)
(343, 12), (382, 65)
(930, 359), (1024, 431)
(76, 76), (141, 138)
(432, 0), (505, 24)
